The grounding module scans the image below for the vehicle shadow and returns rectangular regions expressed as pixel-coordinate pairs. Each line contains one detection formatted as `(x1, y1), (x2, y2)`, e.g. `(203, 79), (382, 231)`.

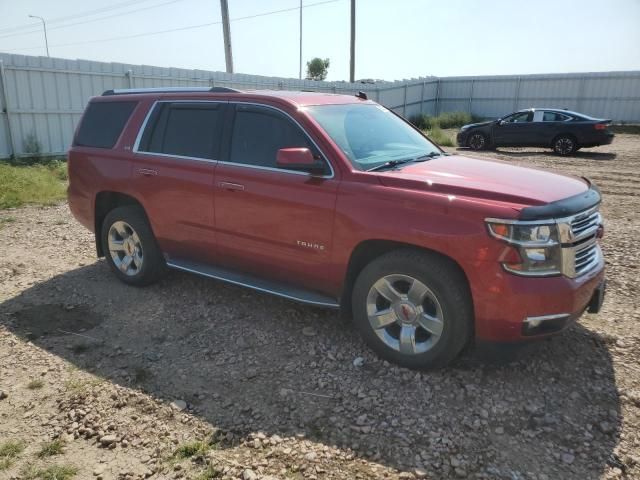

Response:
(0, 262), (622, 478)
(456, 147), (617, 161)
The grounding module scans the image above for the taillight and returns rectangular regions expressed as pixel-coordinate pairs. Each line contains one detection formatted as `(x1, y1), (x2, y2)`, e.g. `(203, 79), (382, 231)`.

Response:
(594, 123), (608, 130)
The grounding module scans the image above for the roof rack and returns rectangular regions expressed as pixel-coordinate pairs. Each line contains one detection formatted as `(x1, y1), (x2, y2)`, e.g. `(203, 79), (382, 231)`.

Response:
(101, 86), (241, 96)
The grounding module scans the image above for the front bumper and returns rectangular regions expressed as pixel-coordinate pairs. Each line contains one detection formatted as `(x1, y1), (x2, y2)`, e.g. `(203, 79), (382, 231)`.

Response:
(468, 255), (605, 343)
(456, 130), (469, 146)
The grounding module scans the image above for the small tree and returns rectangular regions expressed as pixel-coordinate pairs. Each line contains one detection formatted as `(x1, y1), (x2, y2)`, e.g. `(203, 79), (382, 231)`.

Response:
(306, 57), (330, 81)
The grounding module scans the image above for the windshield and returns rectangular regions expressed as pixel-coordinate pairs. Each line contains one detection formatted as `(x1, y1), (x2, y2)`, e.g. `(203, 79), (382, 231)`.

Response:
(305, 103), (441, 170)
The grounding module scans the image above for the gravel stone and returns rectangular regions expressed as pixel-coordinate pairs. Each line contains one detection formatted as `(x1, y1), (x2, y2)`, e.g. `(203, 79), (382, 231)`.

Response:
(1, 138), (640, 479)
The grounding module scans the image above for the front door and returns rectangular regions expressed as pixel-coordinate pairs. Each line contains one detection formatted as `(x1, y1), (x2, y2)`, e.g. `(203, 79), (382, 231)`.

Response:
(214, 103), (339, 294)
(131, 101), (226, 263)
(493, 110), (534, 146)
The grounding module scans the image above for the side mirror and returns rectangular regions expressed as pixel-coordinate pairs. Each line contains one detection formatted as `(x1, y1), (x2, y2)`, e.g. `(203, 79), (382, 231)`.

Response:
(276, 148), (324, 174)
(498, 120), (507, 126)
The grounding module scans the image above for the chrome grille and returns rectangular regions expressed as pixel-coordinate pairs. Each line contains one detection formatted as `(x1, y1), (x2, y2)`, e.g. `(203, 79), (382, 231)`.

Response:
(574, 241), (599, 276)
(559, 206), (602, 277)
(570, 209), (601, 240)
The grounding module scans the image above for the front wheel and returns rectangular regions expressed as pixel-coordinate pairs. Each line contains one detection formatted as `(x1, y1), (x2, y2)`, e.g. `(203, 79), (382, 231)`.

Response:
(351, 250), (473, 369)
(553, 135), (577, 155)
(468, 132), (487, 150)
(101, 206), (166, 286)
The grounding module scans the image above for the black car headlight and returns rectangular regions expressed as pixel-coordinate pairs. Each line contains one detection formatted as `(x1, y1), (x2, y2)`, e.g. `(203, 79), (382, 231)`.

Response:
(486, 219), (561, 276)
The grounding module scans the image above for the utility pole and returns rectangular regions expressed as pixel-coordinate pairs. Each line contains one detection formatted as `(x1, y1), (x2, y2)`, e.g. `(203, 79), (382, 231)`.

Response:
(299, 0), (303, 79)
(220, 0), (234, 73)
(349, 0), (355, 83)
(28, 15), (49, 57)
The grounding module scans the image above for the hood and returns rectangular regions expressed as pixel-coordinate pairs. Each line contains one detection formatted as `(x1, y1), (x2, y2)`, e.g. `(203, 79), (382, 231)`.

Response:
(376, 154), (589, 207)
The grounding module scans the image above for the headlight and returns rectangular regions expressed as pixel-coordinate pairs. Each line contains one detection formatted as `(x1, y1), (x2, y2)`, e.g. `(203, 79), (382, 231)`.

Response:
(486, 220), (561, 276)
(460, 125), (470, 131)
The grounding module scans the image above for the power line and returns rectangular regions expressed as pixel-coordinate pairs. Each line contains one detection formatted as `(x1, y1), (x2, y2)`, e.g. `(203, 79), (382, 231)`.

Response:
(0, 0), (164, 35)
(0, 0), (187, 40)
(1, 0), (342, 53)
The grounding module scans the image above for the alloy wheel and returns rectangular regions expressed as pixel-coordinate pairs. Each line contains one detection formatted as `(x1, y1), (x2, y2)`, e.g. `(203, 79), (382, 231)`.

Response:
(108, 221), (144, 276)
(366, 274), (444, 355)
(469, 133), (485, 150)
(555, 137), (574, 155)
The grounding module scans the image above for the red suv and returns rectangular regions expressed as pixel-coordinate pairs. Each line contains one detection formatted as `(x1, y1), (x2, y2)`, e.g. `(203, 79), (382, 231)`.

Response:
(67, 87), (606, 368)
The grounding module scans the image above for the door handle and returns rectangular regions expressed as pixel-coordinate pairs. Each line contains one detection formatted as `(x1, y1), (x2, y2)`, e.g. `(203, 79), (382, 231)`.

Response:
(137, 168), (158, 177)
(218, 182), (245, 191)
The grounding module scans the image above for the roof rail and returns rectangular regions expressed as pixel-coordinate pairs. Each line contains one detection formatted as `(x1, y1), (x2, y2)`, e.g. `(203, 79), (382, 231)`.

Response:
(101, 86), (241, 96)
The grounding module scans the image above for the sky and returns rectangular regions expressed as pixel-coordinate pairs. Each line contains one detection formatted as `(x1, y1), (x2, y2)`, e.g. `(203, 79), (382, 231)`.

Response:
(0, 0), (639, 82)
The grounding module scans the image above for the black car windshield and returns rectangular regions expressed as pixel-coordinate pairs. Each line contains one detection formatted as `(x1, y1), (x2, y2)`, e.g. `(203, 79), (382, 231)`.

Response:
(305, 103), (441, 170)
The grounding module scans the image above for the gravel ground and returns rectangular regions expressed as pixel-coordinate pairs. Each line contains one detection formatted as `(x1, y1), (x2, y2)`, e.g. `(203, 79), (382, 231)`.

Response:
(1, 135), (639, 480)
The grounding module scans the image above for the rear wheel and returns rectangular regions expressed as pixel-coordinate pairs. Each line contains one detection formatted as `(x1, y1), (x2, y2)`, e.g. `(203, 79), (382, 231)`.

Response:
(351, 250), (473, 369)
(468, 132), (487, 150)
(553, 135), (577, 155)
(101, 206), (166, 286)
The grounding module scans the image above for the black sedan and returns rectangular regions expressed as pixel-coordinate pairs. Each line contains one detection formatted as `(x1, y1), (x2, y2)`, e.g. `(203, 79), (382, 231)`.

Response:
(456, 108), (614, 155)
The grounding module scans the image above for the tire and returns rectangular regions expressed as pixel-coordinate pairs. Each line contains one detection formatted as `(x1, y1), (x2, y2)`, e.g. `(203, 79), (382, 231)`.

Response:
(467, 132), (487, 150)
(553, 135), (577, 156)
(100, 205), (166, 286)
(351, 249), (473, 369)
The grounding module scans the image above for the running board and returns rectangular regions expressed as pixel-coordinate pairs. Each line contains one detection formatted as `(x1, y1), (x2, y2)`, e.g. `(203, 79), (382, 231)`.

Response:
(166, 258), (340, 309)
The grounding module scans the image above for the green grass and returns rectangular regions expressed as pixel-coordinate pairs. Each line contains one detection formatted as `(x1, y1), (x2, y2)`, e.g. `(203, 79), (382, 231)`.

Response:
(22, 464), (78, 480)
(425, 126), (456, 147)
(0, 161), (68, 209)
(193, 466), (223, 479)
(27, 379), (45, 390)
(37, 440), (64, 458)
(409, 111), (479, 130)
(0, 440), (25, 471)
(172, 440), (211, 460)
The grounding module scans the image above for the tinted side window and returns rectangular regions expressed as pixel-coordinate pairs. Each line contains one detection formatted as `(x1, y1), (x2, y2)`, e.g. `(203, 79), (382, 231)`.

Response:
(543, 111), (571, 122)
(141, 103), (223, 159)
(505, 112), (531, 123)
(75, 101), (137, 148)
(230, 106), (312, 168)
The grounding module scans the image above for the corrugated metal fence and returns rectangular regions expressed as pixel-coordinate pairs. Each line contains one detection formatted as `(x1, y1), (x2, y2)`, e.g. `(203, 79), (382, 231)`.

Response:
(1, 52), (639, 158)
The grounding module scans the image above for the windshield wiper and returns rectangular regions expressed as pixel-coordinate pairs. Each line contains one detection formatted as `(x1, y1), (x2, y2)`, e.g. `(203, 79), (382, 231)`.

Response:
(367, 151), (444, 172)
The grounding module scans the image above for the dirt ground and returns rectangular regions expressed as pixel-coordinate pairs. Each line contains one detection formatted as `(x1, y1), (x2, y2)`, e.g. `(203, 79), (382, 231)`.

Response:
(1, 135), (639, 480)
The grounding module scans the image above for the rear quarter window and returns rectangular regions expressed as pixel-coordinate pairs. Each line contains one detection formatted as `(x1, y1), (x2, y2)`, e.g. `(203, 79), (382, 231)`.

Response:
(74, 101), (137, 148)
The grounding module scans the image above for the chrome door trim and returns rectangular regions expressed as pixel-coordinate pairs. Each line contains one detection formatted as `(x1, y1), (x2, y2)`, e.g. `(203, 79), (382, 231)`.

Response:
(131, 99), (336, 179)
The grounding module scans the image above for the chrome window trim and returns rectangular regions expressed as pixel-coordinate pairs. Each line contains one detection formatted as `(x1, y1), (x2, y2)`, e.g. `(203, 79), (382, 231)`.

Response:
(134, 150), (218, 164)
(132, 99), (335, 179)
(132, 99), (227, 154)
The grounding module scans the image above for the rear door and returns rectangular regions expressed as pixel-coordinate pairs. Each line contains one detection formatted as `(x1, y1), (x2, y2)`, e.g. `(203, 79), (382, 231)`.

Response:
(538, 110), (573, 145)
(132, 100), (226, 263)
(493, 111), (534, 146)
(213, 103), (339, 293)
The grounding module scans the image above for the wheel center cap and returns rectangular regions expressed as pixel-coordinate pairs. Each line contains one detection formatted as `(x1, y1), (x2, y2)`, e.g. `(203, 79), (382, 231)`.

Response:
(395, 302), (418, 324)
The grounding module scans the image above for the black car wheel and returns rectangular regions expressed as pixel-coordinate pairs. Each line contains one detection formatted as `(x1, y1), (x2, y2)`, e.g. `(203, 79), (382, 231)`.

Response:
(101, 206), (166, 286)
(468, 132), (487, 150)
(553, 135), (577, 156)
(351, 249), (473, 369)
